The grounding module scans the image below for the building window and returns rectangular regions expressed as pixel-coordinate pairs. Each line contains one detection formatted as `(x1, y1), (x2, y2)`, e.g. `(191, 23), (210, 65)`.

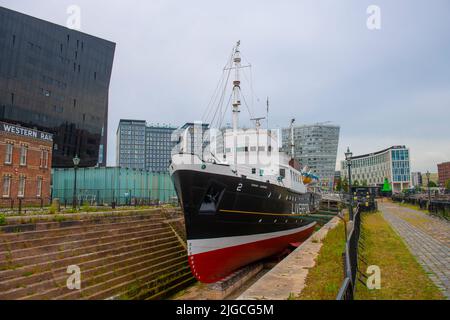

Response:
(18, 176), (26, 197)
(36, 177), (43, 197)
(40, 149), (49, 168)
(5, 143), (13, 164)
(20, 146), (28, 166)
(2, 176), (11, 197)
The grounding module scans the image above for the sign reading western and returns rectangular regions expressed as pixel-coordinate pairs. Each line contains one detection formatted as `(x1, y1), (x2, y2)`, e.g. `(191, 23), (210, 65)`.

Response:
(0, 122), (53, 142)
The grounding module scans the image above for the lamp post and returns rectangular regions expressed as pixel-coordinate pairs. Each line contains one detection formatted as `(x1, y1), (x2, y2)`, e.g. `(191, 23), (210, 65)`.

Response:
(345, 147), (353, 220)
(72, 155), (80, 209)
(426, 170), (431, 208)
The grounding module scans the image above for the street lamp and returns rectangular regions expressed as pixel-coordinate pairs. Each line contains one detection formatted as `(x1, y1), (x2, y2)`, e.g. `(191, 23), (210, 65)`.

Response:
(345, 147), (354, 220)
(426, 170), (431, 208)
(72, 155), (80, 209)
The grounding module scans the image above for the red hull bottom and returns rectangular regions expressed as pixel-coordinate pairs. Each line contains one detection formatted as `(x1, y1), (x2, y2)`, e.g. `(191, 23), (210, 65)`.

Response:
(188, 224), (316, 283)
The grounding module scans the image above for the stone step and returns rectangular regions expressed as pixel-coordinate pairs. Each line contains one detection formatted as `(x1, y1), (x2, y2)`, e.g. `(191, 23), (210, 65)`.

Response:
(38, 257), (189, 300)
(0, 214), (166, 243)
(0, 235), (178, 281)
(145, 271), (196, 300)
(127, 265), (194, 300)
(1, 246), (186, 300)
(0, 224), (171, 260)
(0, 239), (182, 293)
(0, 220), (167, 253)
(0, 211), (165, 235)
(0, 228), (176, 269)
(83, 261), (190, 300)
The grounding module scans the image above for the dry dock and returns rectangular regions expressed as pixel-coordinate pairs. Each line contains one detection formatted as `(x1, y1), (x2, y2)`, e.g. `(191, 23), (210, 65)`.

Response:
(238, 216), (340, 300)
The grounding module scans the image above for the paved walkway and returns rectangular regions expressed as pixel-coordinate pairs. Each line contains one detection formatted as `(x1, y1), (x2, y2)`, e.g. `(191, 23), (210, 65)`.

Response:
(378, 202), (450, 299)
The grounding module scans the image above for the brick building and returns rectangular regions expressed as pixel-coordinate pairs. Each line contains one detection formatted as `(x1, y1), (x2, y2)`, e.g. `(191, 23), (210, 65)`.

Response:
(0, 121), (53, 207)
(437, 162), (450, 188)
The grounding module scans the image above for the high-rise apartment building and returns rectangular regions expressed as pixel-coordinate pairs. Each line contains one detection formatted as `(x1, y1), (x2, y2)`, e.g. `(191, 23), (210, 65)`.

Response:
(116, 120), (177, 172)
(282, 124), (340, 189)
(0, 6), (115, 167)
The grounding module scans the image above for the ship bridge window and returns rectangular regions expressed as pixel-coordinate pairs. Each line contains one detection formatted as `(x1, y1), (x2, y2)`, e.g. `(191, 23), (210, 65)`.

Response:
(199, 181), (226, 215)
(279, 168), (285, 178)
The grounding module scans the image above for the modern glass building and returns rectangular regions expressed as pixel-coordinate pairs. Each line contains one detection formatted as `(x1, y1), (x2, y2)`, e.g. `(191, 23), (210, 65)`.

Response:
(52, 166), (176, 205)
(282, 124), (340, 189)
(340, 145), (411, 193)
(0, 6), (115, 168)
(116, 120), (177, 172)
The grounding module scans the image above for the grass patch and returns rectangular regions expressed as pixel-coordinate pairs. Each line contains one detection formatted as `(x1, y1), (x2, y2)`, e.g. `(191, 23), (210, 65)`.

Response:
(355, 212), (444, 300)
(297, 220), (346, 300)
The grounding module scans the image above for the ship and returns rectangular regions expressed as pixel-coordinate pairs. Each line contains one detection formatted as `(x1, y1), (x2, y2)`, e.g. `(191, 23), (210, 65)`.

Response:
(169, 42), (322, 283)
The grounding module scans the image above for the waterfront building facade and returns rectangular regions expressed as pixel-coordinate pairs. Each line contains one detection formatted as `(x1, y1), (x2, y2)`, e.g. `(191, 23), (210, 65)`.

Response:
(411, 172), (423, 188)
(0, 121), (53, 206)
(437, 162), (450, 188)
(281, 124), (340, 189)
(0, 6), (115, 168)
(340, 145), (411, 193)
(116, 120), (177, 172)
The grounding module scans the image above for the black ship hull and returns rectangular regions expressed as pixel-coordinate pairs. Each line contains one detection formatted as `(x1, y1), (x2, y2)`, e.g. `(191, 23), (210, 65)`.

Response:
(171, 168), (321, 283)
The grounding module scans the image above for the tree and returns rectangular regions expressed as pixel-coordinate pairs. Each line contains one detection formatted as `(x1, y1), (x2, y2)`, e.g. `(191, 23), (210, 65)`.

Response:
(445, 179), (450, 191)
(362, 180), (368, 187)
(428, 180), (437, 188)
(353, 180), (360, 187)
(342, 179), (349, 192)
(335, 178), (343, 191)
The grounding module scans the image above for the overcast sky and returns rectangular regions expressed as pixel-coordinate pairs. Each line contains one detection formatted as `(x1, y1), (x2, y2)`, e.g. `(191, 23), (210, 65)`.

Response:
(2, 0), (449, 172)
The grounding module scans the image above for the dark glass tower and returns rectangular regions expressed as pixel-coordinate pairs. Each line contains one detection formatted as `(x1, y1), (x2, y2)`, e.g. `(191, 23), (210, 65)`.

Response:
(0, 6), (115, 167)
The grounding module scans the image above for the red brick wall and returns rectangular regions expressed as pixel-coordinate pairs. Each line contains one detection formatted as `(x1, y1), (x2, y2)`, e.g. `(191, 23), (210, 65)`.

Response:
(438, 162), (450, 187)
(0, 131), (53, 207)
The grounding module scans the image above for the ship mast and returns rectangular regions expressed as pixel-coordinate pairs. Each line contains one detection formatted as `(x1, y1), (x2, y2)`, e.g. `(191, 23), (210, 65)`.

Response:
(232, 41), (242, 168)
(290, 118), (295, 160)
(232, 41), (242, 133)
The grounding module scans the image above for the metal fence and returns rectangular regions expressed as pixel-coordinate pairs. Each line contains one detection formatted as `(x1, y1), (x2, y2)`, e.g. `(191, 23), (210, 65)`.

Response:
(392, 194), (449, 220)
(0, 197), (52, 214)
(336, 204), (363, 300)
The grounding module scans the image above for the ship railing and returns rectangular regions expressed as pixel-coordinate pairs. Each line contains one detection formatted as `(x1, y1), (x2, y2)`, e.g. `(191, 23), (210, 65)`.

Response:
(336, 204), (362, 300)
